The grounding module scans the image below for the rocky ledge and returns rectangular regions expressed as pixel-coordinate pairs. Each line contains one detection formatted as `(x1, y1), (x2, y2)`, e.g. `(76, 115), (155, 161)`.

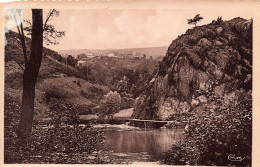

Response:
(132, 17), (252, 120)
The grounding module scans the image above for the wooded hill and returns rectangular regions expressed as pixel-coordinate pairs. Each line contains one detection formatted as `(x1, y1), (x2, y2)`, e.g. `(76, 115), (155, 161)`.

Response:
(5, 31), (109, 118)
(5, 31), (160, 119)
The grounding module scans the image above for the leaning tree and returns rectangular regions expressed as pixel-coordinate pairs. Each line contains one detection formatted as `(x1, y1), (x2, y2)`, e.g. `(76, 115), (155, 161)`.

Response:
(11, 9), (65, 140)
(187, 14), (203, 27)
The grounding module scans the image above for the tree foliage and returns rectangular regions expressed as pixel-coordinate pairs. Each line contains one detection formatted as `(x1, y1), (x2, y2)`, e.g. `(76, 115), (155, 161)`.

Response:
(211, 16), (224, 25)
(116, 76), (129, 93)
(217, 16), (223, 23)
(67, 55), (77, 67)
(163, 89), (252, 166)
(187, 14), (203, 27)
(98, 91), (122, 120)
(24, 9), (65, 45)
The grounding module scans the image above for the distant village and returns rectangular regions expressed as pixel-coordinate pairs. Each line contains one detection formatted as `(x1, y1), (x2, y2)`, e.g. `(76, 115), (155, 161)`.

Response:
(61, 51), (163, 68)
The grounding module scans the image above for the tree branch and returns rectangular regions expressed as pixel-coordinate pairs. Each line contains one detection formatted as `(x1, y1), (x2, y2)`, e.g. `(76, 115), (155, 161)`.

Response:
(43, 9), (54, 32)
(13, 13), (22, 40)
(13, 11), (28, 66)
(20, 22), (28, 65)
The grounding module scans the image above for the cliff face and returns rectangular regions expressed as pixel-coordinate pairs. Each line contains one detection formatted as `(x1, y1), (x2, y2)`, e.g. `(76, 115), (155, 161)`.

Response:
(132, 18), (252, 120)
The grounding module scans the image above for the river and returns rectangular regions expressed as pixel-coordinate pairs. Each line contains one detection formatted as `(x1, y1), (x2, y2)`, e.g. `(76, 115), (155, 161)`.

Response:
(97, 127), (185, 161)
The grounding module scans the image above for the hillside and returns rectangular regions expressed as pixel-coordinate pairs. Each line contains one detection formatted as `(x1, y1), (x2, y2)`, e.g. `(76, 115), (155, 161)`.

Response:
(132, 17), (252, 120)
(58, 46), (167, 59)
(4, 31), (159, 118)
(4, 31), (109, 118)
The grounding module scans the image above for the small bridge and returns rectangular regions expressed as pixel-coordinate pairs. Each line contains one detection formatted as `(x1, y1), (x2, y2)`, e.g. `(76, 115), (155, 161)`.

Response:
(127, 119), (176, 128)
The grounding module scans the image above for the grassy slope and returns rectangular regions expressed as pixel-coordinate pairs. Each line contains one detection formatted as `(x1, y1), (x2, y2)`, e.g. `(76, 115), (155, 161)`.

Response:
(5, 31), (109, 119)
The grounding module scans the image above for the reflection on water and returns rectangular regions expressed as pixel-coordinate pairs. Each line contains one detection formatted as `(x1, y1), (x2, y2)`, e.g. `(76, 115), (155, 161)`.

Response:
(99, 128), (185, 159)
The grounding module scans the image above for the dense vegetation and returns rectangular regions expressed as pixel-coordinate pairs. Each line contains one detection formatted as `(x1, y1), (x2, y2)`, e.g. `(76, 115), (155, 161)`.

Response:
(97, 91), (122, 120)
(5, 31), (158, 117)
(163, 89), (252, 166)
(77, 56), (159, 98)
(4, 16), (252, 165)
(4, 30), (159, 163)
(4, 96), (106, 163)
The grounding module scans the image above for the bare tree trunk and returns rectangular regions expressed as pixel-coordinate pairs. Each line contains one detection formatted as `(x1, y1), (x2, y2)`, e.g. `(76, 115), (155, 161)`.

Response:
(17, 9), (43, 140)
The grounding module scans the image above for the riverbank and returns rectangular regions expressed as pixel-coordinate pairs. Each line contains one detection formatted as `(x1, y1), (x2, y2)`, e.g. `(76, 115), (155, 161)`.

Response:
(79, 108), (187, 128)
(82, 150), (160, 164)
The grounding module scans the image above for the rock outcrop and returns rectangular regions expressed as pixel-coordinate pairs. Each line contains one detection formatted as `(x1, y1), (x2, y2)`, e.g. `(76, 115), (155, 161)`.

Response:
(132, 18), (252, 120)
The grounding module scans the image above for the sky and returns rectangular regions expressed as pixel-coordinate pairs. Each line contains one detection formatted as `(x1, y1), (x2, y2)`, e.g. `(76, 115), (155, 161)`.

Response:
(5, 8), (252, 51)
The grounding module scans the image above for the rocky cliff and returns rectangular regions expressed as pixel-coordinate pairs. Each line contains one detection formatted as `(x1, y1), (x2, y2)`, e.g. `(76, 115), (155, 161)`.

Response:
(132, 17), (252, 120)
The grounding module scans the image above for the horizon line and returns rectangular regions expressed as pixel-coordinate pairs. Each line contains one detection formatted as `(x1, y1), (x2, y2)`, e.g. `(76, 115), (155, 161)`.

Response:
(55, 45), (169, 52)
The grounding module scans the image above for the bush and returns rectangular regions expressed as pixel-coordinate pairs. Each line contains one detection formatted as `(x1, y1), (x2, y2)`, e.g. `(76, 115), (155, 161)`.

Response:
(50, 53), (65, 63)
(216, 16), (223, 23)
(120, 97), (135, 109)
(67, 55), (77, 67)
(5, 72), (23, 89)
(163, 89), (252, 166)
(4, 98), (106, 163)
(211, 16), (224, 25)
(98, 91), (121, 120)
(163, 141), (194, 165)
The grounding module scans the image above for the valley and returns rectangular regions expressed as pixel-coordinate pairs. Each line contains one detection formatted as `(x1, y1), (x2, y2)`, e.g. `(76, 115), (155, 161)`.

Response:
(4, 14), (252, 166)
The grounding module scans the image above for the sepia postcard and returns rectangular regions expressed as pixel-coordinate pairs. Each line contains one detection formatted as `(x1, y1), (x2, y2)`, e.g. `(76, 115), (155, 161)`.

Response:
(0, 0), (260, 166)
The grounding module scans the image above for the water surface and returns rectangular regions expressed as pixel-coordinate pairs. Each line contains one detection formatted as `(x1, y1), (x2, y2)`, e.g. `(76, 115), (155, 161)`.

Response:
(99, 128), (185, 160)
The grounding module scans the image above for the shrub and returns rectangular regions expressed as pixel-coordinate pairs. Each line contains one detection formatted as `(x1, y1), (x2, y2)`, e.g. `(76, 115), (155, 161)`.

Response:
(5, 72), (23, 89)
(44, 88), (68, 103)
(163, 89), (252, 166)
(98, 91), (121, 120)
(211, 16), (224, 25)
(216, 16), (223, 23)
(50, 53), (65, 63)
(120, 97), (135, 109)
(67, 55), (77, 67)
(4, 98), (106, 163)
(163, 141), (195, 165)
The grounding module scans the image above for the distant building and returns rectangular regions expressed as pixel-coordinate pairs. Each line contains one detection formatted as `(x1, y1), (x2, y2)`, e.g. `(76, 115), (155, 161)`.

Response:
(86, 52), (95, 58)
(117, 52), (132, 59)
(86, 52), (94, 56)
(107, 53), (117, 57)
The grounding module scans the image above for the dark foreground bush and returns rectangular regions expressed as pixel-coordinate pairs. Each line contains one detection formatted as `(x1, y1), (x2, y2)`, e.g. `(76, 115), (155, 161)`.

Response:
(163, 89), (252, 166)
(4, 97), (105, 164)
